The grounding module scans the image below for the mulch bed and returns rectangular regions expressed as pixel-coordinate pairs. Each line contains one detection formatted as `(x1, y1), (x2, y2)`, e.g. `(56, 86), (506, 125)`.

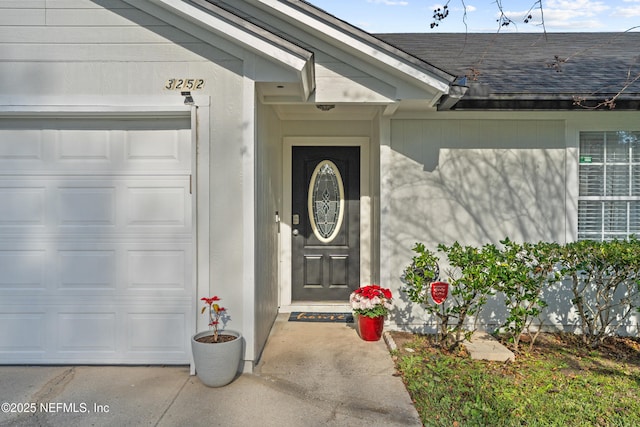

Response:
(389, 331), (640, 363)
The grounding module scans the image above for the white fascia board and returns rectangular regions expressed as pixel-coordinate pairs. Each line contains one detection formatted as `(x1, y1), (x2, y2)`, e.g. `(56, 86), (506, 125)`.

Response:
(128, 0), (314, 98)
(252, 0), (451, 95)
(0, 95), (201, 116)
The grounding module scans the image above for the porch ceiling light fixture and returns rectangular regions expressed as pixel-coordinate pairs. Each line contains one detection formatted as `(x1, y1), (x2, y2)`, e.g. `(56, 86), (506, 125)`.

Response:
(316, 104), (335, 111)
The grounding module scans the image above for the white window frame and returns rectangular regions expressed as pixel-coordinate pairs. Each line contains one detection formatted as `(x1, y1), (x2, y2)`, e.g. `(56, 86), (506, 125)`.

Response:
(578, 131), (640, 241)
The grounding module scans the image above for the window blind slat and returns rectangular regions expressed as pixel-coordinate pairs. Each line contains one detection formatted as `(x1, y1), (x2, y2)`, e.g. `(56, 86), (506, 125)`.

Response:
(603, 201), (628, 233)
(579, 165), (604, 196)
(606, 165), (630, 196)
(578, 200), (602, 235)
(580, 132), (604, 162)
(630, 203), (640, 234)
(606, 131), (630, 162)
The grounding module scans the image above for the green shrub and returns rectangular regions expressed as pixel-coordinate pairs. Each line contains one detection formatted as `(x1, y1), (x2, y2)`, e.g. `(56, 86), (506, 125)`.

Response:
(495, 239), (562, 352)
(403, 237), (640, 351)
(559, 237), (640, 347)
(403, 242), (499, 348)
(437, 242), (500, 347)
(403, 242), (440, 305)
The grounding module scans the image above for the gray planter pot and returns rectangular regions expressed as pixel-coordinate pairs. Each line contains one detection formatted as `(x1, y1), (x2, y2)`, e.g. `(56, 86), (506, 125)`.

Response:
(191, 329), (243, 387)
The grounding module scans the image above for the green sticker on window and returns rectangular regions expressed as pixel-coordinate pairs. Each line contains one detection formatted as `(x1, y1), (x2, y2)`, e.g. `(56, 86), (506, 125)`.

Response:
(580, 156), (593, 163)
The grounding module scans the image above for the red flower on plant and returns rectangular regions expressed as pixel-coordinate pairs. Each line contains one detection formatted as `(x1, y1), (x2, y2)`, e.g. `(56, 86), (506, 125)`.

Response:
(349, 285), (393, 318)
(200, 296), (226, 342)
(353, 285), (392, 300)
(201, 296), (220, 305)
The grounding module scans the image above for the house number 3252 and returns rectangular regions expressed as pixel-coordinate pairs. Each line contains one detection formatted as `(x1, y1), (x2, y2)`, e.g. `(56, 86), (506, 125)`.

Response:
(165, 79), (205, 90)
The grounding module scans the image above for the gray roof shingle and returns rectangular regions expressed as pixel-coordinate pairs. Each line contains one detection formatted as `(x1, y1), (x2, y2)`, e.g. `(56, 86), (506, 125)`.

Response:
(375, 32), (640, 109)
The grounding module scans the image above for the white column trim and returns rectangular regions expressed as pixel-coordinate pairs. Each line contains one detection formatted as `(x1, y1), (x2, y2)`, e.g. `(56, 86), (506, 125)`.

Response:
(242, 55), (257, 371)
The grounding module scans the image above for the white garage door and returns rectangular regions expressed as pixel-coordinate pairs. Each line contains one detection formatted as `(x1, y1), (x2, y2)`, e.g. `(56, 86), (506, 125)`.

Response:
(0, 116), (194, 364)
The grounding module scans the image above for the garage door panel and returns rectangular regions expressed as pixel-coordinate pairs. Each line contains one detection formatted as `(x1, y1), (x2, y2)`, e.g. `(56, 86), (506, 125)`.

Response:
(57, 129), (110, 162)
(58, 186), (116, 227)
(127, 312), (187, 353)
(126, 129), (182, 161)
(58, 250), (117, 290)
(0, 186), (45, 226)
(0, 119), (191, 174)
(0, 250), (46, 291)
(57, 312), (117, 353)
(0, 129), (42, 160)
(127, 249), (187, 290)
(0, 243), (192, 296)
(0, 300), (193, 362)
(126, 183), (189, 228)
(0, 302), (192, 363)
(0, 177), (191, 234)
(0, 312), (47, 352)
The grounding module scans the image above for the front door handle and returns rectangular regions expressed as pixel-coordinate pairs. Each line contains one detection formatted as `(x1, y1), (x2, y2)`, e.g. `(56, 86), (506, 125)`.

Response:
(292, 229), (299, 236)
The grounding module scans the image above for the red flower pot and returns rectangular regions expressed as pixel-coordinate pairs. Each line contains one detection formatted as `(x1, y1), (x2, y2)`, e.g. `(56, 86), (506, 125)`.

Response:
(357, 315), (385, 341)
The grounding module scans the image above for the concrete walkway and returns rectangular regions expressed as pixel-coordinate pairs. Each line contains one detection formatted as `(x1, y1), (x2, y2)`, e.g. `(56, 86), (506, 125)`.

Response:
(0, 314), (421, 427)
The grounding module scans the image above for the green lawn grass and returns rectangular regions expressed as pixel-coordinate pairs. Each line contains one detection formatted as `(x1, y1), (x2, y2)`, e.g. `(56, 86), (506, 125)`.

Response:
(392, 333), (640, 427)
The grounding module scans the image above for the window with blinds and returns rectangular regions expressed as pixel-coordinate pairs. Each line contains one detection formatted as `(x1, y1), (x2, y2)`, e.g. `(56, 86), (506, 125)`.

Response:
(578, 131), (640, 240)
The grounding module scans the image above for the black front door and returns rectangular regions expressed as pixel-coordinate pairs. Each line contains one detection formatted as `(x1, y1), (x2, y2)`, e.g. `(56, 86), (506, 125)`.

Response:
(291, 146), (360, 301)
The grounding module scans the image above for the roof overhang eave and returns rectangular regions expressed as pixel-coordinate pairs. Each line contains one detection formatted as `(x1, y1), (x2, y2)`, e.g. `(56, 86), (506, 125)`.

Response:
(450, 93), (640, 110)
(253, 0), (455, 98)
(131, 0), (316, 100)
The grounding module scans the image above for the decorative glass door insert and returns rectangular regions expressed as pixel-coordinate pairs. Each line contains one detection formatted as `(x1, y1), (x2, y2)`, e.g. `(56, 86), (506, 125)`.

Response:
(308, 160), (344, 243)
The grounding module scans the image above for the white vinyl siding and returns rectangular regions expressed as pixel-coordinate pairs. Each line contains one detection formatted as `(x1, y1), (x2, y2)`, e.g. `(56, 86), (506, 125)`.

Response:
(578, 131), (640, 241)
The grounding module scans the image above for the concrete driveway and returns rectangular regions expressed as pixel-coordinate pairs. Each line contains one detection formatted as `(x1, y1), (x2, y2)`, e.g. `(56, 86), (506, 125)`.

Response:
(0, 314), (421, 426)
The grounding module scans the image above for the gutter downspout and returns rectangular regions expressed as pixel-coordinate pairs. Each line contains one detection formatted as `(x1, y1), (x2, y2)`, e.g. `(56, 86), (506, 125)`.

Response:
(437, 79), (469, 111)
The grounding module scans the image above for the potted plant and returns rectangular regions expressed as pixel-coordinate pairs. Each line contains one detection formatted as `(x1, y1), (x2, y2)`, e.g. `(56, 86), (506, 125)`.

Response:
(191, 296), (243, 387)
(349, 285), (393, 341)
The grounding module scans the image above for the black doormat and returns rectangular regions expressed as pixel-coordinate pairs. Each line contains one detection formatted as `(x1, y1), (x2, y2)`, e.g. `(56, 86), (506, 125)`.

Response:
(288, 312), (354, 323)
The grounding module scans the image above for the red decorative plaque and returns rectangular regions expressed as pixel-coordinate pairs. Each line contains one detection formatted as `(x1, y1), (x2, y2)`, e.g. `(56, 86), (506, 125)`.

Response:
(430, 281), (449, 305)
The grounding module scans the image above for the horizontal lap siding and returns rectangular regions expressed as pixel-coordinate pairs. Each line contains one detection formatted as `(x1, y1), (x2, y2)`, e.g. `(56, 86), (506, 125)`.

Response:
(0, 43), (229, 61)
(0, 0), (237, 96)
(0, 26), (201, 44)
(0, 1), (242, 105)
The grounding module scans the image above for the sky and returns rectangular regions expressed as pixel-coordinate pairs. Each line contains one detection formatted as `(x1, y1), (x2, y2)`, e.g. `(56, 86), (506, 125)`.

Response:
(306, 0), (640, 33)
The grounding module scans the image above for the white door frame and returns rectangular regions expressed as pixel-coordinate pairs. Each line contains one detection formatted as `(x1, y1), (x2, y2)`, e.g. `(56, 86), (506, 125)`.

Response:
(281, 136), (371, 311)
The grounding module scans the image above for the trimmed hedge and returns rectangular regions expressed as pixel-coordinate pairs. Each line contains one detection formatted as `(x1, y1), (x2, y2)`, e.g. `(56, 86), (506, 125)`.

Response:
(403, 238), (640, 350)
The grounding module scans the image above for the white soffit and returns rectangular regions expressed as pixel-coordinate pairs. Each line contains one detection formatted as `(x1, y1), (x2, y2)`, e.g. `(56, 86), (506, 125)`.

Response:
(251, 0), (453, 96)
(127, 0), (315, 100)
